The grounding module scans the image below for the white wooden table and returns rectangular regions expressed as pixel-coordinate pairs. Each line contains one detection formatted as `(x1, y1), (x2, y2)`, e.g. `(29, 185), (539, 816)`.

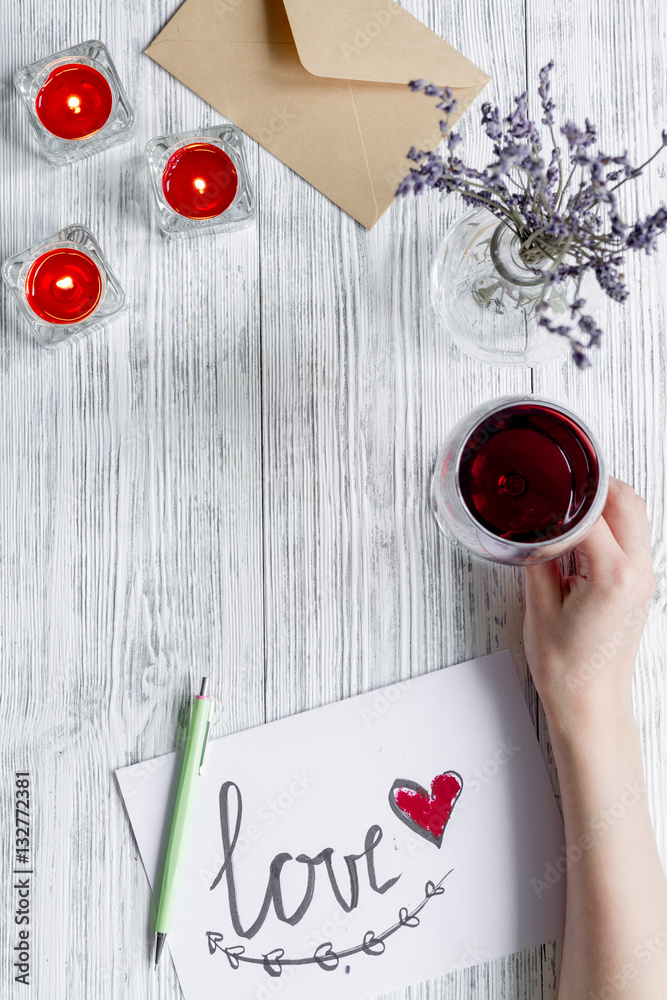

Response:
(1, 1), (666, 998)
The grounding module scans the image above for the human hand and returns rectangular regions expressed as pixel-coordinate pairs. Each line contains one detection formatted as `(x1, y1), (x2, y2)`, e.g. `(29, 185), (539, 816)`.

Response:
(523, 477), (655, 745)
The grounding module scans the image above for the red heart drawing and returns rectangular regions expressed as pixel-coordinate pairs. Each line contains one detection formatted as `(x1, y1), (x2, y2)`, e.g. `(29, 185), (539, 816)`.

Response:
(388, 772), (463, 847)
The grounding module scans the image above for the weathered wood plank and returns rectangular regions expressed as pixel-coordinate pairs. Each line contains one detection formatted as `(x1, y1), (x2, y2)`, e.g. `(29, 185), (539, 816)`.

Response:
(0, 4), (265, 999)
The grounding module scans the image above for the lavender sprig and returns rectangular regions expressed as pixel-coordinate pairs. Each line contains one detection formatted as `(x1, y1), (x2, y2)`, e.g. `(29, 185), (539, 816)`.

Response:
(398, 62), (667, 366)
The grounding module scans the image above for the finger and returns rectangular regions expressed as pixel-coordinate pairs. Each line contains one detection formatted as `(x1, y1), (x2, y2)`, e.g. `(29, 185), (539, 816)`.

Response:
(525, 557), (565, 614)
(568, 509), (623, 584)
(599, 477), (652, 566)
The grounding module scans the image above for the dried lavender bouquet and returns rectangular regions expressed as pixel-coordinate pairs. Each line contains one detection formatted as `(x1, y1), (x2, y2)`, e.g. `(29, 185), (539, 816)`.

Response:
(398, 63), (667, 366)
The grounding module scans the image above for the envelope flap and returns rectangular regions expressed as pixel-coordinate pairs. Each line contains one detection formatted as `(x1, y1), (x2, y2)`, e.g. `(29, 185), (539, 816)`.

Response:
(282, 0), (489, 87)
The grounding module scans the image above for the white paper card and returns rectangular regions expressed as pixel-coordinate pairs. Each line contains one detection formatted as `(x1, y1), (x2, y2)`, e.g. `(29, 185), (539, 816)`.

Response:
(116, 651), (565, 1000)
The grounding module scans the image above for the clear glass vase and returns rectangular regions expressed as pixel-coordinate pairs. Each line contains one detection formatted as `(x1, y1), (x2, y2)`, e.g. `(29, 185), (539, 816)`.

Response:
(431, 208), (588, 366)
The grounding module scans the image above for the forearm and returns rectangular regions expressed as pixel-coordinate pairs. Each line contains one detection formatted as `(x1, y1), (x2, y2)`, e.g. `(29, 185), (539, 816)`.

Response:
(548, 710), (667, 1000)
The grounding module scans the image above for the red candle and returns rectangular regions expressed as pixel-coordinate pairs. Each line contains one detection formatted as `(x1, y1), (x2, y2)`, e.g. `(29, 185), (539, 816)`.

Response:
(25, 248), (104, 324)
(35, 63), (113, 140)
(161, 142), (238, 219)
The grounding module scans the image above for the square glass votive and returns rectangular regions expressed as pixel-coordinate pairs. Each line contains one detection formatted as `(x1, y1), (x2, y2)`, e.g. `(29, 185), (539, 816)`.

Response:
(2, 224), (125, 348)
(15, 40), (134, 163)
(145, 124), (256, 238)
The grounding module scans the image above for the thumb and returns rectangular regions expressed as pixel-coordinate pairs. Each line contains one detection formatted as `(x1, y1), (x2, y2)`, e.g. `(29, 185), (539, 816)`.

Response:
(569, 512), (622, 585)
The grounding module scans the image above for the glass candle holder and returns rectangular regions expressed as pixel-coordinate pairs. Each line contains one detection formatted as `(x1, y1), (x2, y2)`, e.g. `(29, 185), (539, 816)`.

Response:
(15, 40), (133, 163)
(2, 225), (125, 347)
(145, 125), (255, 237)
(431, 396), (608, 565)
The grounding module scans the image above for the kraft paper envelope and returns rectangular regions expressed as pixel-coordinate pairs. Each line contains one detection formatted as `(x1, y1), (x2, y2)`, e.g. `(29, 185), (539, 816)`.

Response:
(146, 0), (490, 228)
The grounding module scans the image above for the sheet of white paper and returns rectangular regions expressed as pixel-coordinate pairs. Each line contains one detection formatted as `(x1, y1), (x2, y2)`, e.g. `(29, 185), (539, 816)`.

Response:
(116, 651), (565, 1000)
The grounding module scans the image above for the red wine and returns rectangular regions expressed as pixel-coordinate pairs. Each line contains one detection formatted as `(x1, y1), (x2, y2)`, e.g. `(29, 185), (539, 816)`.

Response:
(458, 403), (600, 543)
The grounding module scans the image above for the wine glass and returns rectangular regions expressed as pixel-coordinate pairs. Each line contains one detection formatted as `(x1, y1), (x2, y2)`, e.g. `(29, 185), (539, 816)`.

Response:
(432, 396), (608, 565)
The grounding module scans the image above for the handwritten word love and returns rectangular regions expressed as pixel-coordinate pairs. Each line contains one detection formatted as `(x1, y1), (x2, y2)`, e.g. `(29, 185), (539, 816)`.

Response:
(210, 781), (401, 939)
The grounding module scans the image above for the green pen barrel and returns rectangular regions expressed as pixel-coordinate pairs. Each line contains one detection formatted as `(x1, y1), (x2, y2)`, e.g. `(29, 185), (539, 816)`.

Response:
(155, 693), (211, 934)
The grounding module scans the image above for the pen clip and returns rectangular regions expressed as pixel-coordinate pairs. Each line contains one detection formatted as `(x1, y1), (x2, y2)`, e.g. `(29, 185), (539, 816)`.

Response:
(199, 719), (211, 775)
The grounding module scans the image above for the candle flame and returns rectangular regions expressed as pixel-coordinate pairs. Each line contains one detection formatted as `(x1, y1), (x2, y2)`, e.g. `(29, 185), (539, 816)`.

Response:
(55, 276), (74, 290)
(193, 178), (207, 193)
(67, 96), (82, 114)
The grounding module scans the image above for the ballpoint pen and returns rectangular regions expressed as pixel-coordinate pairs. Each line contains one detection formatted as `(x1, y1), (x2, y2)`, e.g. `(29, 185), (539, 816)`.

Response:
(154, 676), (212, 968)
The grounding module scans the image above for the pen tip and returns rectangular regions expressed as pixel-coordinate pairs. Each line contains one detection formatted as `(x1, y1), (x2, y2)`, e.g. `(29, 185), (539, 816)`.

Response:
(199, 677), (209, 697)
(155, 932), (167, 968)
